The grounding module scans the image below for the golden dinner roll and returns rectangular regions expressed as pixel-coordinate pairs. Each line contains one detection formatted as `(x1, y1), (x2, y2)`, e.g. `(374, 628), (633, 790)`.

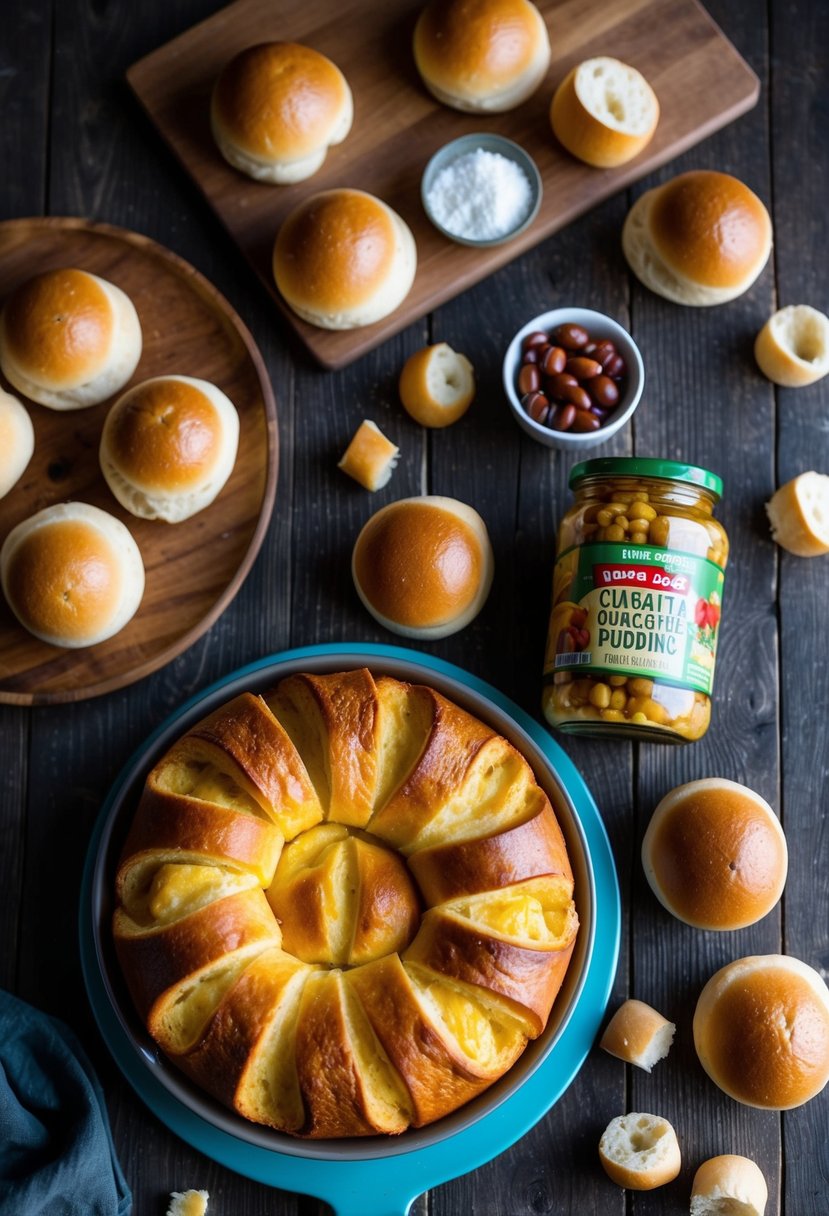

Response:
(690, 1155), (768, 1216)
(211, 42), (353, 184)
(766, 471), (829, 557)
(273, 189), (417, 329)
(598, 1112), (681, 1190)
(599, 999), (675, 1072)
(413, 0), (550, 113)
(100, 375), (239, 523)
(641, 778), (787, 930)
(551, 58), (659, 169)
(622, 170), (772, 305)
(337, 420), (399, 491)
(352, 496), (493, 639)
(0, 388), (34, 498)
(399, 343), (475, 427)
(0, 502), (145, 647)
(0, 267), (142, 409)
(693, 955), (829, 1109)
(755, 305), (829, 387)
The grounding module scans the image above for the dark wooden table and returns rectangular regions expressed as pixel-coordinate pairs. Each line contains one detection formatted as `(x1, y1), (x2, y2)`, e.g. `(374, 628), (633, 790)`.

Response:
(2, 2), (827, 1213)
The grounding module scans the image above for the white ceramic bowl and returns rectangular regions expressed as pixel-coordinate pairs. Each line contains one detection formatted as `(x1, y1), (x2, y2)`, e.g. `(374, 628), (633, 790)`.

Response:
(503, 307), (645, 450)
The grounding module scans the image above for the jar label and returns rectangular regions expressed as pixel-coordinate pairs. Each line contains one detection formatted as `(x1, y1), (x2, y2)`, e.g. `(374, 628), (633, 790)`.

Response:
(544, 542), (725, 694)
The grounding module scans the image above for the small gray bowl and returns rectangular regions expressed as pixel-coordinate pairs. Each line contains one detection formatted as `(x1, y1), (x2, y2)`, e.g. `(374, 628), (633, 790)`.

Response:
(503, 307), (645, 450)
(421, 133), (542, 248)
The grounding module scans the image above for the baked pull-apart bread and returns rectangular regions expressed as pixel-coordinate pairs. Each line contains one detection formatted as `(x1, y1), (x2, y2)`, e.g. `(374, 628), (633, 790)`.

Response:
(113, 669), (578, 1138)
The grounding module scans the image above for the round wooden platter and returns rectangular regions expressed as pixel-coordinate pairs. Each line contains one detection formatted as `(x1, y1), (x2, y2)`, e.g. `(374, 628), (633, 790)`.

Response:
(0, 217), (278, 706)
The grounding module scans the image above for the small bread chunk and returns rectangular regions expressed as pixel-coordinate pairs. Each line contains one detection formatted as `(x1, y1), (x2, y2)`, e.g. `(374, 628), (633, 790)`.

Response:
(166, 1191), (209, 1216)
(399, 343), (475, 428)
(766, 471), (829, 556)
(598, 1112), (681, 1190)
(755, 305), (829, 387)
(551, 57), (659, 168)
(599, 999), (675, 1071)
(338, 420), (399, 490)
(691, 1155), (768, 1215)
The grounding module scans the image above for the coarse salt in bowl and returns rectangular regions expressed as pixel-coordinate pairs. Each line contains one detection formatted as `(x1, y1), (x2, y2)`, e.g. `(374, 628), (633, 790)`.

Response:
(503, 308), (645, 450)
(422, 134), (542, 248)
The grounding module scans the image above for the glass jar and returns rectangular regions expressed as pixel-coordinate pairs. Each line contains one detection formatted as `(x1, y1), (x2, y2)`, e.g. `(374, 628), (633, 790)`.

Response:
(542, 457), (729, 743)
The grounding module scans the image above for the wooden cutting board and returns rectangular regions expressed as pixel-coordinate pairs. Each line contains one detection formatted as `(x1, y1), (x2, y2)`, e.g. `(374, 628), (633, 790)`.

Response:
(128, 0), (759, 370)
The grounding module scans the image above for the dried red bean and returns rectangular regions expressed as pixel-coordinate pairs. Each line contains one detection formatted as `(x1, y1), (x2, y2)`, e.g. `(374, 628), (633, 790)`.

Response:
(541, 345), (567, 375)
(564, 384), (593, 411)
(565, 356), (603, 381)
(585, 374), (620, 407)
(522, 331), (549, 353)
(518, 363), (542, 394)
(523, 347), (540, 365)
(551, 402), (576, 431)
(584, 342), (597, 355)
(553, 323), (589, 350)
(593, 340), (617, 368)
(522, 391), (550, 423)
(604, 353), (627, 379)
(571, 408), (601, 432)
(545, 372), (578, 399)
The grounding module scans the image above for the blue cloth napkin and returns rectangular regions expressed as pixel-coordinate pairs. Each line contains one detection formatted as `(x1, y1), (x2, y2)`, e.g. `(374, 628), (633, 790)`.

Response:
(0, 989), (131, 1216)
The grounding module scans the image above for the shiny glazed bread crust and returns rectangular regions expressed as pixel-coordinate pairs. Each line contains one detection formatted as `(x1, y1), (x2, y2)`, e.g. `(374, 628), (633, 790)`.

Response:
(113, 668), (578, 1138)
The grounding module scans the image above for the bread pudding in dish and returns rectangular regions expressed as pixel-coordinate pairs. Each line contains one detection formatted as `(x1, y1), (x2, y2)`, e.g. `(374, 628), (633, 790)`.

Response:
(113, 668), (578, 1138)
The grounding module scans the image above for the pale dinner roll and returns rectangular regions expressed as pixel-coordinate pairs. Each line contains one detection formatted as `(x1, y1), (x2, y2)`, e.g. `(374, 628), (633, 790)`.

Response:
(399, 343), (475, 427)
(755, 304), (829, 387)
(642, 778), (787, 930)
(352, 495), (494, 639)
(694, 954), (829, 1109)
(598, 1112), (681, 1190)
(622, 170), (772, 305)
(599, 999), (675, 1072)
(0, 502), (145, 648)
(690, 1155), (768, 1216)
(551, 57), (659, 169)
(0, 267), (142, 409)
(0, 388), (34, 498)
(273, 189), (417, 329)
(211, 42), (352, 184)
(100, 375), (239, 523)
(766, 471), (829, 557)
(413, 0), (551, 113)
(337, 420), (399, 491)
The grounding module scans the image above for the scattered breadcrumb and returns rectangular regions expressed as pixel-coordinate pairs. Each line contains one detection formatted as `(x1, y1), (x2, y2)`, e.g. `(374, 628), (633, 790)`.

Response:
(166, 1190), (209, 1216)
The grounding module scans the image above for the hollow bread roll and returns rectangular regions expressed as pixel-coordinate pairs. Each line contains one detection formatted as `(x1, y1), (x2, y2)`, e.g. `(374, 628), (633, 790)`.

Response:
(0, 388), (34, 498)
(113, 668), (578, 1137)
(551, 58), (659, 168)
(273, 189), (417, 329)
(690, 1155), (768, 1216)
(622, 171), (772, 305)
(100, 375), (239, 523)
(755, 305), (829, 387)
(337, 420), (399, 491)
(413, 0), (550, 113)
(693, 954), (829, 1109)
(1, 502), (144, 647)
(641, 778), (787, 930)
(599, 999), (675, 1072)
(598, 1112), (681, 1190)
(766, 471), (829, 557)
(211, 42), (352, 184)
(0, 267), (142, 410)
(399, 343), (475, 428)
(352, 496), (494, 639)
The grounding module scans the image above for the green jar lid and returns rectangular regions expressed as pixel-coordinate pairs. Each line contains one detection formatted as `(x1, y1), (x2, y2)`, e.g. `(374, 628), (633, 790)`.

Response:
(569, 456), (723, 499)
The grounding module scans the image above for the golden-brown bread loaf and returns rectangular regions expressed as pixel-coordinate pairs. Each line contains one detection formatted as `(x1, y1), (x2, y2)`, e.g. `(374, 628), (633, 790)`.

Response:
(211, 42), (352, 184)
(0, 387), (34, 499)
(550, 58), (659, 169)
(622, 170), (772, 305)
(413, 0), (551, 113)
(693, 954), (829, 1109)
(0, 267), (142, 409)
(113, 668), (578, 1138)
(272, 189), (417, 329)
